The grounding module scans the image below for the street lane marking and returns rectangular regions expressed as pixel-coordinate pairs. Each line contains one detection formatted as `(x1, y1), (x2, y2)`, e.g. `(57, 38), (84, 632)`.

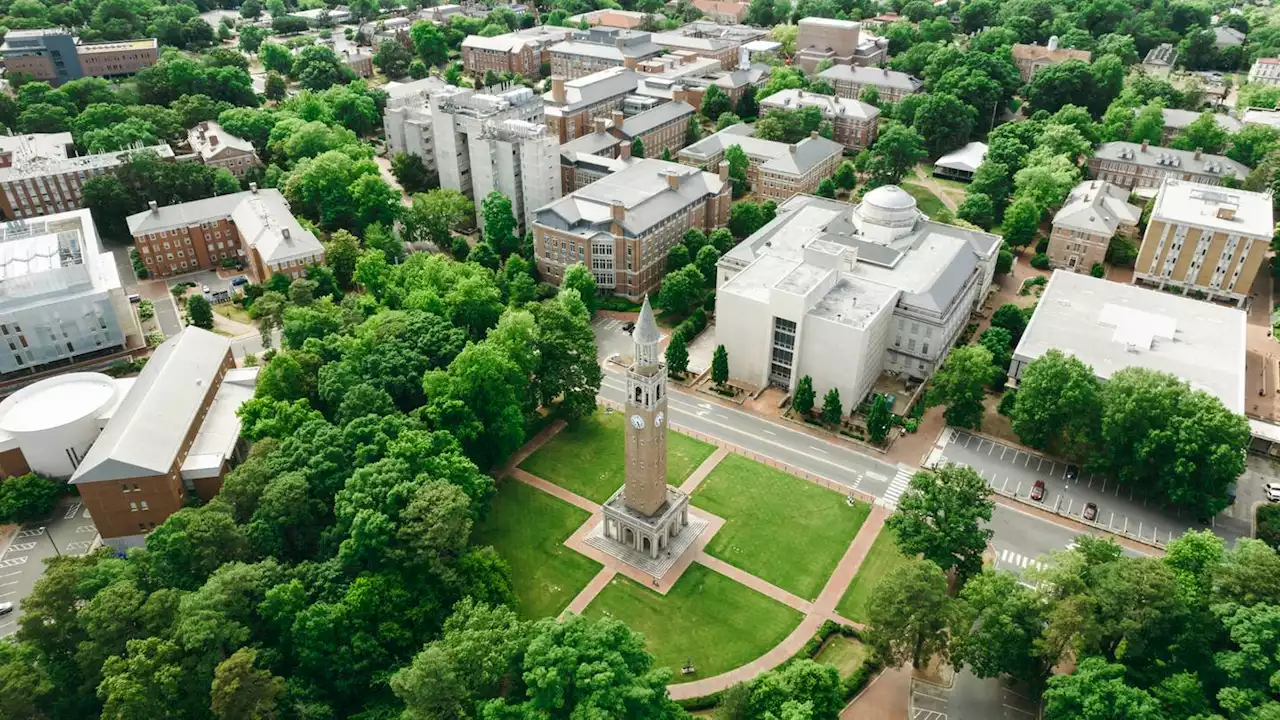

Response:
(761, 429), (776, 435)
(76, 525), (97, 533)
(809, 446), (829, 455)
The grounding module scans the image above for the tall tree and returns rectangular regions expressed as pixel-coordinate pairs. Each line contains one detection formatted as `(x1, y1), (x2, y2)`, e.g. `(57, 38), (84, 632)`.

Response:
(888, 464), (994, 585)
(927, 345), (996, 430)
(866, 557), (954, 669)
(866, 121), (927, 185)
(210, 648), (285, 720)
(481, 191), (518, 258)
(1010, 349), (1101, 459)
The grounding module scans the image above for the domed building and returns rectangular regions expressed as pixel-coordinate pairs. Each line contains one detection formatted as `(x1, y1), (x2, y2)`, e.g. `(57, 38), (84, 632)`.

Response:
(712, 190), (1002, 418)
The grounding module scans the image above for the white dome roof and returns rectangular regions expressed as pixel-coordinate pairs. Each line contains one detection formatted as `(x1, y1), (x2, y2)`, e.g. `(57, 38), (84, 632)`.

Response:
(862, 185), (917, 211)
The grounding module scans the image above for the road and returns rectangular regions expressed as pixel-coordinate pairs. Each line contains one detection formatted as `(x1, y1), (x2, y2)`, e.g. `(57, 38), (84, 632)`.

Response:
(0, 501), (98, 638)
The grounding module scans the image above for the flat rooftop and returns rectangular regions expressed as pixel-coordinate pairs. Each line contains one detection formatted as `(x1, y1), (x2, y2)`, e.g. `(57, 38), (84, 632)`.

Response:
(79, 39), (157, 53)
(1014, 270), (1246, 413)
(1150, 178), (1273, 239)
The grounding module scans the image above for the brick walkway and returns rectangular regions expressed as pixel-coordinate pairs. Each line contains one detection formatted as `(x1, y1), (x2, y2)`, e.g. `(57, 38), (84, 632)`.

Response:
(679, 447), (729, 494)
(562, 567), (617, 617)
(695, 554), (814, 613)
(495, 418), (566, 478)
(509, 468), (600, 514)
(841, 665), (912, 719)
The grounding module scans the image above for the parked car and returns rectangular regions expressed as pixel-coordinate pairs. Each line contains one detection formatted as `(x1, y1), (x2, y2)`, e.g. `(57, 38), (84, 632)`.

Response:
(0, 601), (12, 616)
(230, 276), (250, 287)
(127, 293), (141, 303)
(622, 321), (636, 333)
(1083, 502), (1099, 522)
(1030, 480), (1045, 502)
(1065, 465), (1079, 481)
(201, 285), (211, 295)
(1266, 482), (1280, 502)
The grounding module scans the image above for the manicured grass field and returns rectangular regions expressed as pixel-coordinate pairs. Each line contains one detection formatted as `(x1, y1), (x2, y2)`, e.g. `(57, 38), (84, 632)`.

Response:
(519, 409), (716, 504)
(814, 635), (869, 679)
(900, 182), (949, 220)
(471, 480), (601, 619)
(584, 563), (804, 682)
(691, 454), (871, 600)
(835, 525), (910, 624)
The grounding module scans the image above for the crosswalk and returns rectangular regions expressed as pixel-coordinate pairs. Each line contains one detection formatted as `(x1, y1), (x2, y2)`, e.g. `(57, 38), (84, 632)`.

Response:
(998, 548), (1044, 571)
(881, 465), (914, 509)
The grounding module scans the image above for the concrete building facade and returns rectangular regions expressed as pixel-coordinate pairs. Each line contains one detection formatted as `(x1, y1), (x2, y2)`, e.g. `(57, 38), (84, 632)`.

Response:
(1249, 58), (1280, 87)
(0, 210), (135, 376)
(70, 329), (258, 550)
(382, 77), (452, 169)
(1133, 178), (1273, 306)
(758, 89), (880, 150)
(1048, 180), (1142, 272)
(794, 18), (886, 73)
(187, 121), (260, 179)
(533, 159), (730, 299)
(715, 189), (1000, 404)
(548, 27), (665, 79)
(469, 119), (562, 233)
(1011, 38), (1091, 82)
(127, 187), (326, 282)
(678, 124), (844, 201)
(0, 133), (175, 221)
(818, 64), (922, 104)
(0, 30), (158, 86)
(1088, 141), (1250, 193)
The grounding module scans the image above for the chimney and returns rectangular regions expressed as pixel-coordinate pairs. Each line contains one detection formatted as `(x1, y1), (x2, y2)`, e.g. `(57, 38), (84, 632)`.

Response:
(1140, 139), (1149, 152)
(282, 228), (292, 242)
(788, 143), (797, 154)
(615, 37), (626, 49)
(666, 171), (681, 190)
(611, 199), (625, 222)
(551, 75), (566, 104)
(620, 141), (632, 159)
(250, 182), (259, 193)
(1194, 147), (1202, 160)
(623, 56), (637, 69)
(809, 130), (818, 139)
(594, 117), (607, 133)
(611, 109), (625, 127)
(149, 200), (158, 213)
(718, 161), (729, 182)
(209, 135), (218, 147)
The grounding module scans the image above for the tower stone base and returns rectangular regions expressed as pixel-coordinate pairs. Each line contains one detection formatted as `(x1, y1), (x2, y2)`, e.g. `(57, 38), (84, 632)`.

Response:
(600, 484), (690, 560)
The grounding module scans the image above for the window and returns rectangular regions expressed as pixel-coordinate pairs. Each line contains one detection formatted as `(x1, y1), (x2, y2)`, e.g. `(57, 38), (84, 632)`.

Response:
(130, 502), (138, 512)
(121, 484), (129, 493)
(140, 501), (149, 511)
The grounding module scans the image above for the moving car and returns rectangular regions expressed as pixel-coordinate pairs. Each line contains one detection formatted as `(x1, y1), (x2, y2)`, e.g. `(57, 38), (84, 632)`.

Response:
(1083, 502), (1099, 522)
(0, 601), (12, 616)
(1266, 482), (1280, 502)
(1030, 480), (1046, 502)
(1065, 465), (1079, 481)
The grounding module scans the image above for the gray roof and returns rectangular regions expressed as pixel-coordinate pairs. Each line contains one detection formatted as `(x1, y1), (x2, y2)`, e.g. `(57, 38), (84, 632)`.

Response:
(127, 191), (249, 235)
(544, 67), (640, 113)
(1052, 180), (1142, 236)
(188, 121), (256, 162)
(70, 328), (232, 484)
(759, 88), (879, 121)
(817, 64), (922, 92)
(534, 158), (725, 236)
(679, 123), (843, 175)
(1215, 26), (1246, 46)
(462, 26), (573, 52)
(560, 130), (621, 159)
(619, 101), (694, 138)
(1141, 108), (1242, 133)
(1092, 142), (1250, 178)
(635, 295), (660, 343)
(934, 141), (988, 173)
(1143, 43), (1177, 67)
(1014, 270), (1246, 414)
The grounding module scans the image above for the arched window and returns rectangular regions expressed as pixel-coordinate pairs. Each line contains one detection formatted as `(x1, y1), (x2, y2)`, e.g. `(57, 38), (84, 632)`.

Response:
(634, 386), (642, 403)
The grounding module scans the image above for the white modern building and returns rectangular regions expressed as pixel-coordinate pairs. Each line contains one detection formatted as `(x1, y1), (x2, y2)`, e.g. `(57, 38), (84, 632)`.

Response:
(1249, 57), (1280, 87)
(383, 76), (451, 172)
(0, 209), (137, 375)
(469, 118), (561, 233)
(0, 372), (122, 477)
(715, 188), (1001, 406)
(1010, 270), (1245, 414)
(933, 142), (987, 182)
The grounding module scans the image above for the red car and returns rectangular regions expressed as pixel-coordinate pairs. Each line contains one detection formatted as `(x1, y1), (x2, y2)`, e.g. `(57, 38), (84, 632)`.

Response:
(1030, 480), (1046, 502)
(1083, 502), (1099, 522)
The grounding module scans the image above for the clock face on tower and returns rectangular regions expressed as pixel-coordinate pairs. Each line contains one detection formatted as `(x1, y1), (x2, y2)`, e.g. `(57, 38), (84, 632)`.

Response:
(631, 414), (646, 429)
(655, 411), (664, 427)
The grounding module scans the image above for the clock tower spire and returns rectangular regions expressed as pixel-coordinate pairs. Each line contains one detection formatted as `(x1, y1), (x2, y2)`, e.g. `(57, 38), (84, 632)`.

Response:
(624, 295), (668, 516)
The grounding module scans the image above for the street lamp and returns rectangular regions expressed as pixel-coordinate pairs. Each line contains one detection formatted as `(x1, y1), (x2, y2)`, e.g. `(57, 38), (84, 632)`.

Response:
(39, 526), (61, 558)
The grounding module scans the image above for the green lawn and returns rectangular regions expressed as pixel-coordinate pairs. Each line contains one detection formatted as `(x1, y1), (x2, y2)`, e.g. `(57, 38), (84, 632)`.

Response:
(519, 409), (716, 504)
(835, 526), (911, 624)
(471, 480), (602, 619)
(900, 182), (949, 220)
(584, 563), (804, 683)
(691, 454), (872, 600)
(814, 635), (870, 679)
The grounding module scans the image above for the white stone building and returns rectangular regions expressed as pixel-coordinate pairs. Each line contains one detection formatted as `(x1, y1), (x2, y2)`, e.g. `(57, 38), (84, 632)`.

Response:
(1249, 58), (1280, 87)
(383, 76), (454, 174)
(468, 119), (561, 234)
(0, 209), (138, 375)
(715, 188), (1000, 407)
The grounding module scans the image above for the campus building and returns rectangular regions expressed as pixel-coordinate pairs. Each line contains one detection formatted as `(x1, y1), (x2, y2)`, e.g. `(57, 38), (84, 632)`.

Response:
(1011, 37), (1091, 82)
(126, 186), (326, 282)
(532, 159), (730, 299)
(1140, 108), (1242, 144)
(461, 26), (574, 79)
(793, 18), (886, 73)
(1010, 270), (1245, 414)
(691, 0), (749, 24)
(70, 328), (259, 550)
(1132, 178), (1273, 306)
(382, 76), (453, 171)
(567, 9), (653, 29)
(0, 133), (175, 221)
(0, 209), (137, 376)
(187, 121), (260, 179)
(0, 29), (158, 86)
(758, 89), (880, 150)
(678, 124), (844, 201)
(544, 68), (643, 142)
(1248, 57), (1280, 86)
(650, 21), (768, 69)
(715, 188), (1001, 404)
(817, 64), (922, 104)
(1048, 180), (1141, 273)
(1087, 141), (1251, 193)
(558, 122), (639, 194)
(1142, 43), (1178, 78)
(548, 27), (665, 79)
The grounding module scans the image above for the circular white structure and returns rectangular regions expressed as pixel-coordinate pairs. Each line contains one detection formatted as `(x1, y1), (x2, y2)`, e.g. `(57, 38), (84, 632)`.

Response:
(857, 185), (920, 242)
(0, 372), (119, 477)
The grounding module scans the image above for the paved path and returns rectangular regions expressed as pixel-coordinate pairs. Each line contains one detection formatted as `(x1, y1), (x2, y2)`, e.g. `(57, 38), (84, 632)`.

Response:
(679, 447), (728, 494)
(814, 505), (888, 619)
(696, 554), (814, 613)
(562, 567), (617, 617)
(509, 468), (600, 514)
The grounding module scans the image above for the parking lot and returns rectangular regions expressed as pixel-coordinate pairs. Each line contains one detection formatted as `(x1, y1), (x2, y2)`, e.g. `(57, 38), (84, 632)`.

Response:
(0, 500), (98, 638)
(937, 429), (1250, 546)
(592, 314), (668, 363)
(168, 269), (246, 305)
(910, 670), (1040, 720)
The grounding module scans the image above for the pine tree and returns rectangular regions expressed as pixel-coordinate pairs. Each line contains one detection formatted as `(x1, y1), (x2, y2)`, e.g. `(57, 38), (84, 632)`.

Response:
(711, 344), (729, 386)
(821, 387), (843, 425)
(793, 375), (815, 416)
(867, 393), (891, 444)
(630, 137), (646, 158)
(666, 333), (689, 378)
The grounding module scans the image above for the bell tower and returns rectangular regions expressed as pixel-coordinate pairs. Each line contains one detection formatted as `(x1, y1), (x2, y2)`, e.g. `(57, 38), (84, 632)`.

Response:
(624, 295), (668, 516)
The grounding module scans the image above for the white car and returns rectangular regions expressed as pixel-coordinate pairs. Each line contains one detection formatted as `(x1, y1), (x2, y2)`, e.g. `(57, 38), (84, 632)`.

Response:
(0, 601), (12, 616)
(1266, 482), (1280, 502)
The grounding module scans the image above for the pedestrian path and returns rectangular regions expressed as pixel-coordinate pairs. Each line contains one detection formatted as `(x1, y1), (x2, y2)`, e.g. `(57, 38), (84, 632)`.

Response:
(996, 548), (1044, 571)
(678, 447), (728, 494)
(695, 554), (814, 614)
(880, 465), (914, 509)
(562, 567), (617, 617)
(509, 468), (600, 514)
